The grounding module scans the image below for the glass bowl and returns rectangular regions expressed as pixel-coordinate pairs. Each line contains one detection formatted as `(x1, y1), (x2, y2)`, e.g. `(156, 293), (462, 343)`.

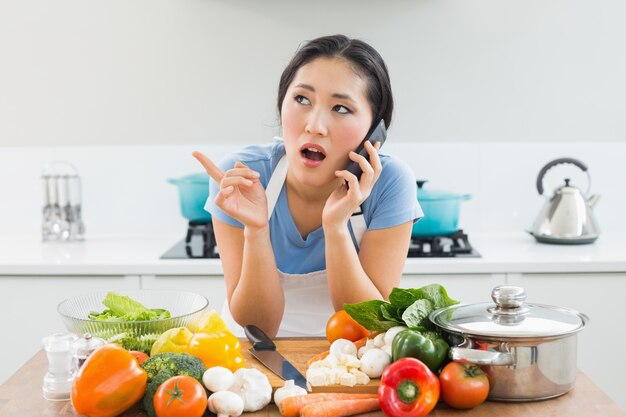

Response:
(57, 290), (208, 353)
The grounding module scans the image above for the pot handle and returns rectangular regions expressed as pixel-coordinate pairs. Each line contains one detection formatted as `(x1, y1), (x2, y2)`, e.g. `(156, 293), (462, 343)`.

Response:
(449, 347), (514, 366)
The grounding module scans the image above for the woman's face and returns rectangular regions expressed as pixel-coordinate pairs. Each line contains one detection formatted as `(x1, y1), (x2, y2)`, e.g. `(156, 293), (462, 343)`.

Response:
(281, 57), (373, 189)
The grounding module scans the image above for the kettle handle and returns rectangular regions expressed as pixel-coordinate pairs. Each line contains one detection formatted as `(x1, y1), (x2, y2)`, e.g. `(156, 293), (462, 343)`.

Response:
(536, 157), (589, 195)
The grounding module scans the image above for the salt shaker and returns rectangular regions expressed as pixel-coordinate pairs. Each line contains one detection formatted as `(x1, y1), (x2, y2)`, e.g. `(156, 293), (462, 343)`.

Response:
(72, 333), (107, 370)
(42, 332), (79, 401)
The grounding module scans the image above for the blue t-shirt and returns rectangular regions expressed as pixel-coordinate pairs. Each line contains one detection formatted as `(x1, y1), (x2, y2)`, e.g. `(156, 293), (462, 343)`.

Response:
(205, 139), (422, 274)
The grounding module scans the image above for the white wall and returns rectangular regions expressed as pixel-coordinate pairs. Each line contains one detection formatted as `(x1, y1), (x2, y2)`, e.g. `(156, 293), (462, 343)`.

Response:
(1, 0), (625, 147)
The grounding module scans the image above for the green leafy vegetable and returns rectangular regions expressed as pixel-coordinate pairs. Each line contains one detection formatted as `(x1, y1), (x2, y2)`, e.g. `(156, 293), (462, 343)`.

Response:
(402, 298), (434, 328)
(107, 332), (160, 355)
(88, 292), (171, 322)
(344, 284), (459, 331)
(343, 300), (401, 332)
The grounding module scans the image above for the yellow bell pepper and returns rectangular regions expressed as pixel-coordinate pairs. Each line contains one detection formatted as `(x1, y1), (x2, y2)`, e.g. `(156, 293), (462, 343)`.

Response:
(150, 310), (245, 372)
(186, 331), (244, 372)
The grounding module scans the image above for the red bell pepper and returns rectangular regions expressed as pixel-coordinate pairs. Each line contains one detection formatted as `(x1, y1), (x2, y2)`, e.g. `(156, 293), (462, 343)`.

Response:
(378, 357), (440, 417)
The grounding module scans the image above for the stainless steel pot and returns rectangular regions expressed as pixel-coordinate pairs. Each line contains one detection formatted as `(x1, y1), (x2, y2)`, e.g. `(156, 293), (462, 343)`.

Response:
(429, 286), (588, 402)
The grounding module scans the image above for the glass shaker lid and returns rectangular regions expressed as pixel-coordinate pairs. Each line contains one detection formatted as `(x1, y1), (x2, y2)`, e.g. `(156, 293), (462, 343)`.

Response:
(72, 333), (107, 358)
(429, 286), (587, 338)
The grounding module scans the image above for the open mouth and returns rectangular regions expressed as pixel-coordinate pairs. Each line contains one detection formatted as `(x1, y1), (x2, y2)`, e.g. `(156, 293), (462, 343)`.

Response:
(300, 145), (326, 162)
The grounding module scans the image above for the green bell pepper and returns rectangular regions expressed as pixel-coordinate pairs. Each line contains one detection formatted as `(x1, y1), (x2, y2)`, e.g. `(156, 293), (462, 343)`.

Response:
(391, 329), (449, 373)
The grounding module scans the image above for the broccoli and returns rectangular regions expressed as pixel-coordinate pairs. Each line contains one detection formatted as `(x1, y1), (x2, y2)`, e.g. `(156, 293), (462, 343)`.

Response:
(140, 353), (207, 417)
(142, 370), (174, 417)
(141, 352), (206, 382)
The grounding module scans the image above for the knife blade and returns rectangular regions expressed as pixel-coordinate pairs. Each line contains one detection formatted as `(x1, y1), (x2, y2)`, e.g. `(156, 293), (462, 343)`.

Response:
(244, 325), (308, 390)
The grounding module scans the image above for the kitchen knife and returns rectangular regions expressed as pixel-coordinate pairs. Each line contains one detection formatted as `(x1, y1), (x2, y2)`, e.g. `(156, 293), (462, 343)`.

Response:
(244, 324), (308, 390)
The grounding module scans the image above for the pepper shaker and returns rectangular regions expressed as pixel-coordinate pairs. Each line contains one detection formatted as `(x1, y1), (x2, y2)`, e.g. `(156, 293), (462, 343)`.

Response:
(72, 333), (107, 370)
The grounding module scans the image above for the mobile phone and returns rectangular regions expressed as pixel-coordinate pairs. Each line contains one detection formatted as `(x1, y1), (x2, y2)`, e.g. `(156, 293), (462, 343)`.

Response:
(345, 119), (387, 180)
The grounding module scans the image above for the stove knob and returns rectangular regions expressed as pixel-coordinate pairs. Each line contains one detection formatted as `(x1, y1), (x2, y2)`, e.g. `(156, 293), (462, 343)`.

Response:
(422, 243), (431, 253)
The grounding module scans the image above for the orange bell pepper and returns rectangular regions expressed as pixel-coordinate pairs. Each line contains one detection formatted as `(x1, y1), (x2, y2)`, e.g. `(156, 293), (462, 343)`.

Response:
(71, 344), (148, 417)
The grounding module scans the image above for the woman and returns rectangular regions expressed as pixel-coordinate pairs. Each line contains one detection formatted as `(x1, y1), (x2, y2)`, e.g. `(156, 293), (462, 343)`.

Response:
(193, 34), (421, 338)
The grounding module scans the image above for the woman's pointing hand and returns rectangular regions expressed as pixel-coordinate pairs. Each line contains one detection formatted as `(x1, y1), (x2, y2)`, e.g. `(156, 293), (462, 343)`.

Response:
(192, 151), (269, 230)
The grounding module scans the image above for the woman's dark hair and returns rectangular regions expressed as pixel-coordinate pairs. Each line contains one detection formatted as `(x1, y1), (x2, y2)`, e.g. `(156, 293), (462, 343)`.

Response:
(277, 34), (393, 131)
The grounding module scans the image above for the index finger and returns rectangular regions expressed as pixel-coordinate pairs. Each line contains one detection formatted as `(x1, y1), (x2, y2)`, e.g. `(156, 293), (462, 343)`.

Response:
(192, 151), (224, 182)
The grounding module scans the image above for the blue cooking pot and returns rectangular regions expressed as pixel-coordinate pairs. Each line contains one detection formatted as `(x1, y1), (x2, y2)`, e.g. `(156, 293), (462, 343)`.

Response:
(168, 173), (212, 222)
(412, 180), (471, 237)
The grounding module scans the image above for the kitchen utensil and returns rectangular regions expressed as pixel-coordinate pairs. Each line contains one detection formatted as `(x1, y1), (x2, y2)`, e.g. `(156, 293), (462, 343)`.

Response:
(412, 180), (471, 237)
(529, 157), (600, 244)
(429, 285), (588, 402)
(168, 173), (212, 222)
(241, 339), (379, 394)
(58, 290), (208, 349)
(244, 325), (308, 390)
(42, 332), (79, 401)
(71, 333), (107, 370)
(41, 161), (85, 241)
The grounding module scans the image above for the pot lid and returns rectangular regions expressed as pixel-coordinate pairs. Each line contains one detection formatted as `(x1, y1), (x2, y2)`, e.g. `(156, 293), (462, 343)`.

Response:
(429, 286), (587, 338)
(416, 180), (470, 201)
(171, 173), (209, 185)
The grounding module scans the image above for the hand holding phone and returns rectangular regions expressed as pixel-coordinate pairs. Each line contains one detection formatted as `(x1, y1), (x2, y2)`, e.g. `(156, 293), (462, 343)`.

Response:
(345, 119), (387, 180)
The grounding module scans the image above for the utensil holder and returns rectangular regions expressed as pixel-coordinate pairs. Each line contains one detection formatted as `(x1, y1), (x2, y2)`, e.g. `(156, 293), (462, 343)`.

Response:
(41, 161), (85, 241)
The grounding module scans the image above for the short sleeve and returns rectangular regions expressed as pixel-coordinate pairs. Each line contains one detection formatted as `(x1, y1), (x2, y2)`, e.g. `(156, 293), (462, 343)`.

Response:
(365, 155), (423, 230)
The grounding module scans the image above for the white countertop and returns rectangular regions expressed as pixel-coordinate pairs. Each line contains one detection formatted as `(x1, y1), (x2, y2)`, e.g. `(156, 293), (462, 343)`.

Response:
(1, 233), (625, 276)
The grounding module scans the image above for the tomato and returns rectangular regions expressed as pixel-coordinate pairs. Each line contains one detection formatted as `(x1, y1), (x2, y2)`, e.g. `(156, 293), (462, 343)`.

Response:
(128, 350), (149, 365)
(154, 375), (208, 417)
(439, 361), (490, 409)
(325, 310), (369, 344)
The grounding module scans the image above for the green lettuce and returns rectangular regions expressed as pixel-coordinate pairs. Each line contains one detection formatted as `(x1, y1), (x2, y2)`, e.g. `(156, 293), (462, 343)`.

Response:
(88, 292), (171, 322)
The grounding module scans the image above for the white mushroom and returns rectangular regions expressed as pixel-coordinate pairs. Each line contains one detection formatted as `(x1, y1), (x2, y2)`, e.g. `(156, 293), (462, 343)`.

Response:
(360, 348), (392, 378)
(207, 391), (244, 417)
(203, 366), (234, 392)
(383, 326), (408, 347)
(357, 339), (376, 359)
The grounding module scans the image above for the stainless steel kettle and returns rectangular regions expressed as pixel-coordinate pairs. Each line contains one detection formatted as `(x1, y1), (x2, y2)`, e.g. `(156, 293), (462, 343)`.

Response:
(529, 157), (600, 244)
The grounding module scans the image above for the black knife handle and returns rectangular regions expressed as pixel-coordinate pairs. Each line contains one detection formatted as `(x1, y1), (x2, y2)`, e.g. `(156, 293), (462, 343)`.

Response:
(243, 325), (276, 351)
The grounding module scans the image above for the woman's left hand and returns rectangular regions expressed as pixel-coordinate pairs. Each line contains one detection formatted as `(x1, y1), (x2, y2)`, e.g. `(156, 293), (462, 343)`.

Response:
(322, 141), (382, 230)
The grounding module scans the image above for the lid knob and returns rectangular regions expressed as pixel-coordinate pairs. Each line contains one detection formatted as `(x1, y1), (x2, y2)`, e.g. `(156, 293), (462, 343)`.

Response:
(492, 286), (526, 309)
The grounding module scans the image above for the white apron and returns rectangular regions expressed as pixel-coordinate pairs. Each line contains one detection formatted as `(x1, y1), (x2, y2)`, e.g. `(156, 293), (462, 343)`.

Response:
(221, 156), (367, 337)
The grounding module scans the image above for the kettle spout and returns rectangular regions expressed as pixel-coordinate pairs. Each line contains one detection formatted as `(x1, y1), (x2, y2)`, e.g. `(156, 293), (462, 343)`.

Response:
(587, 194), (600, 208)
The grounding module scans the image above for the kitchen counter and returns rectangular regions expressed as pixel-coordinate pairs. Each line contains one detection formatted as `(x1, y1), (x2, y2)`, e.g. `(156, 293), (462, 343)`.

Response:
(1, 232), (625, 276)
(1, 349), (624, 417)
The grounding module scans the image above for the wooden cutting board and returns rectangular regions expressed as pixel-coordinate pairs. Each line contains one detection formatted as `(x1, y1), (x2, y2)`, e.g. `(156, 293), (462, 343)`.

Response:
(241, 338), (379, 394)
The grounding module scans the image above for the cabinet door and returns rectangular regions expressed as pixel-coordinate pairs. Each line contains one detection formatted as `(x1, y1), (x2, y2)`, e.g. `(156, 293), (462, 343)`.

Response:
(401, 274), (505, 304)
(507, 272), (626, 410)
(0, 275), (140, 385)
(141, 275), (227, 313)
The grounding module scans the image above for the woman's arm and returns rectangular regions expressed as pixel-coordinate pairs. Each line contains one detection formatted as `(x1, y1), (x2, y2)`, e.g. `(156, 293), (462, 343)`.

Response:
(324, 221), (413, 310)
(213, 219), (284, 338)
(192, 152), (285, 337)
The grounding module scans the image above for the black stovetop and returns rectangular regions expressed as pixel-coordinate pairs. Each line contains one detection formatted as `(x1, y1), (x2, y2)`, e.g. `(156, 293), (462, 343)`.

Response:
(161, 223), (480, 259)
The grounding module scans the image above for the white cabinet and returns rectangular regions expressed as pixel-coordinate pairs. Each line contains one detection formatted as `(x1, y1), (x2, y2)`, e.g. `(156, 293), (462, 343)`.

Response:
(507, 272), (626, 410)
(140, 275), (227, 313)
(0, 275), (140, 385)
(401, 273), (506, 303)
